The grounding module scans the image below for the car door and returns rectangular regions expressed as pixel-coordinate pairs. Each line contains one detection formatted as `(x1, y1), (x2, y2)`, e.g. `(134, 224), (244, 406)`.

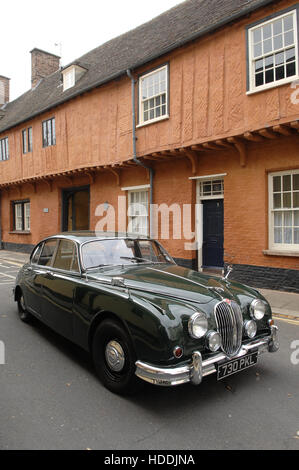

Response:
(22, 240), (57, 318)
(41, 239), (80, 341)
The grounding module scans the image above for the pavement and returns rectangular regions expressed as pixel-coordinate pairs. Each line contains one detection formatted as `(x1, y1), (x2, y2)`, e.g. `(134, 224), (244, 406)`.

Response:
(0, 249), (298, 319)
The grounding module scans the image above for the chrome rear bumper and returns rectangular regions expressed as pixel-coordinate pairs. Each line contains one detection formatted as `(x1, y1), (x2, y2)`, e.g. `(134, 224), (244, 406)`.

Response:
(135, 326), (279, 387)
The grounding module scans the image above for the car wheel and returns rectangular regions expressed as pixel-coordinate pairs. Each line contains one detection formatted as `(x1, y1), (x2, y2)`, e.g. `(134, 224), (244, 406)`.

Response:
(17, 291), (32, 323)
(92, 318), (142, 395)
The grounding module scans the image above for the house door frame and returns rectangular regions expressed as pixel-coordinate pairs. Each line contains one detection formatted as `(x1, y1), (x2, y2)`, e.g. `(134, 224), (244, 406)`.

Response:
(194, 174), (226, 272)
(61, 185), (90, 232)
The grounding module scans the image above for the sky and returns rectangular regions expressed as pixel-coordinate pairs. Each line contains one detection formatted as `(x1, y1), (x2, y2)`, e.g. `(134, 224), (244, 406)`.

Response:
(1, 0), (183, 101)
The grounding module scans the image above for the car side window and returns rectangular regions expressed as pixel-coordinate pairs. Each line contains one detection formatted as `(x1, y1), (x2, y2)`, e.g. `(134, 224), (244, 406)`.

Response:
(38, 240), (58, 267)
(52, 239), (80, 272)
(31, 243), (43, 265)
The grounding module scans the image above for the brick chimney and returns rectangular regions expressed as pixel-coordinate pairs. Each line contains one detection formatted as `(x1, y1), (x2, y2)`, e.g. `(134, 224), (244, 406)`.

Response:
(30, 48), (60, 88)
(0, 76), (10, 105)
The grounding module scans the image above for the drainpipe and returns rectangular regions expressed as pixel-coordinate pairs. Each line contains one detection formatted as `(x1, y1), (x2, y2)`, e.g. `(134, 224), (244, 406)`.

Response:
(127, 69), (155, 238)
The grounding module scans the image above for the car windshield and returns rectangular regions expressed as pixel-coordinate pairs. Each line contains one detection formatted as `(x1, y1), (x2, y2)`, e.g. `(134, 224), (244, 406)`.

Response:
(81, 238), (173, 270)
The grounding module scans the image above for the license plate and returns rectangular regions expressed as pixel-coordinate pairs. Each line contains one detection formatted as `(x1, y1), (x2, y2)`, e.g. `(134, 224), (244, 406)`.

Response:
(216, 351), (258, 380)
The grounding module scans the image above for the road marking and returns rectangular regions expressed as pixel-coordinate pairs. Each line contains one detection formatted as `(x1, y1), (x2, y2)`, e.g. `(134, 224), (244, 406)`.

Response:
(0, 272), (16, 279)
(274, 316), (299, 326)
(0, 260), (23, 267)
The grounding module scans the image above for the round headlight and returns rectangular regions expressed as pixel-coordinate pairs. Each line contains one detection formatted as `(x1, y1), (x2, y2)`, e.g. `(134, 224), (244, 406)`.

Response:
(244, 319), (257, 339)
(250, 299), (266, 320)
(188, 312), (208, 339)
(206, 331), (221, 352)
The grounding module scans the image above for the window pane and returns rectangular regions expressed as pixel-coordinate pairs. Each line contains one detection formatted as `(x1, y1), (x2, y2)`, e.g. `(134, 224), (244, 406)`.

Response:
(273, 19), (283, 35)
(284, 31), (294, 46)
(22, 130), (27, 153)
(284, 227), (292, 244)
(255, 72), (264, 87)
(274, 227), (282, 243)
(286, 62), (296, 77)
(294, 228), (299, 244)
(24, 203), (30, 231)
(283, 193), (291, 208)
(28, 128), (33, 152)
(31, 244), (43, 264)
(275, 65), (285, 80)
(253, 28), (262, 43)
(263, 24), (272, 39)
(263, 39), (272, 54)
(38, 240), (57, 266)
(273, 176), (281, 192)
(265, 68), (274, 83)
(293, 192), (299, 208)
(283, 175), (291, 191)
(283, 15), (294, 32)
(273, 34), (283, 50)
(274, 211), (282, 226)
(53, 240), (76, 271)
(273, 193), (281, 209)
(284, 211), (292, 226)
(293, 174), (299, 191)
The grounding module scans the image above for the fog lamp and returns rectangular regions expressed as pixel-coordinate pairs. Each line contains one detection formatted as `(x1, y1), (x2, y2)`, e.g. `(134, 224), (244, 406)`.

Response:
(206, 331), (221, 352)
(244, 319), (257, 339)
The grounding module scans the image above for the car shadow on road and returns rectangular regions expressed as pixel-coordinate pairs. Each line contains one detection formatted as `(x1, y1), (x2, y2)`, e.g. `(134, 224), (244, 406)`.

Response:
(26, 315), (277, 414)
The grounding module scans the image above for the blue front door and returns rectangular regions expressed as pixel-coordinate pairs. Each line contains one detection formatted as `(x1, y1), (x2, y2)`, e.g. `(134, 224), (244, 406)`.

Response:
(202, 199), (224, 268)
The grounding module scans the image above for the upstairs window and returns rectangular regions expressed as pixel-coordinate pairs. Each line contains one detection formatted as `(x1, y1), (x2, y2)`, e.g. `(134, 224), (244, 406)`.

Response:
(0, 137), (9, 161)
(138, 65), (168, 126)
(42, 118), (56, 147)
(62, 64), (87, 91)
(247, 8), (298, 93)
(22, 127), (33, 154)
(63, 68), (75, 91)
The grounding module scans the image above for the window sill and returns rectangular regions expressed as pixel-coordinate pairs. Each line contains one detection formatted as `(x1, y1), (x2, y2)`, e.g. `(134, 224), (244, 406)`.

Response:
(9, 231), (31, 235)
(246, 75), (299, 95)
(263, 249), (299, 257)
(136, 115), (169, 128)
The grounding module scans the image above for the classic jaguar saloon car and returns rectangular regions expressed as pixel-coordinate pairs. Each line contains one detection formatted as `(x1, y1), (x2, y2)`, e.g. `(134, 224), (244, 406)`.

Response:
(14, 232), (279, 394)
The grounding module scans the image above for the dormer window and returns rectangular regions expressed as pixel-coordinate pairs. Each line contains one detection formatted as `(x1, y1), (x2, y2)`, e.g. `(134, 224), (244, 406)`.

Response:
(62, 64), (87, 91)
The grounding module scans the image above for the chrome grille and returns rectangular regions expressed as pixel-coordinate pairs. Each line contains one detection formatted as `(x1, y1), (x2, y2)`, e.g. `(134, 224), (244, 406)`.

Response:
(214, 300), (243, 356)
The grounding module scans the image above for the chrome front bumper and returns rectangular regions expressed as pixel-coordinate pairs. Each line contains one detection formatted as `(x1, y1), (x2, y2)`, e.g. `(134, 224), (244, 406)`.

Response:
(135, 326), (279, 387)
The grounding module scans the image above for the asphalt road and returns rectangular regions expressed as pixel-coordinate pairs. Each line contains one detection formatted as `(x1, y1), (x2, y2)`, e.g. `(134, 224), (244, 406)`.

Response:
(0, 260), (298, 450)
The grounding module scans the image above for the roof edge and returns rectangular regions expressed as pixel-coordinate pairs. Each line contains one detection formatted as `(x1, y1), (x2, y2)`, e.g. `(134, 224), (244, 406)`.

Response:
(0, 0), (278, 134)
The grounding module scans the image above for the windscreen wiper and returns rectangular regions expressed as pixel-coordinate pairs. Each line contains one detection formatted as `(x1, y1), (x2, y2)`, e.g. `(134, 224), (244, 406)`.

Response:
(120, 256), (151, 263)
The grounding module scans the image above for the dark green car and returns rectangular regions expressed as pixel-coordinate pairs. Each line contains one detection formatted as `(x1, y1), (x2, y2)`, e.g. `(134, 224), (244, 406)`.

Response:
(14, 232), (279, 395)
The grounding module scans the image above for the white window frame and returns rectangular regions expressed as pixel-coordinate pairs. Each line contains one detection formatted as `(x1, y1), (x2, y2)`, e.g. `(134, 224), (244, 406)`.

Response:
(0, 137), (9, 161)
(247, 8), (299, 94)
(63, 67), (75, 91)
(127, 189), (149, 236)
(13, 201), (30, 232)
(138, 64), (169, 127)
(268, 169), (299, 252)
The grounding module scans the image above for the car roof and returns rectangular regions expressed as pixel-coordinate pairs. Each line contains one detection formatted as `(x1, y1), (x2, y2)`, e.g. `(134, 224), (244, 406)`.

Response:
(43, 231), (151, 244)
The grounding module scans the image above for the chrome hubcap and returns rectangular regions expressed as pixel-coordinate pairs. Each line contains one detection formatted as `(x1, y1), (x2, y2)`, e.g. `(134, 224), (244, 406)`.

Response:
(105, 340), (125, 372)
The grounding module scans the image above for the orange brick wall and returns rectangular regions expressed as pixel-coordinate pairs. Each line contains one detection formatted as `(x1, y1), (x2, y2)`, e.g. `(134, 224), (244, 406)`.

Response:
(1, 134), (299, 272)
(0, 0), (298, 186)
